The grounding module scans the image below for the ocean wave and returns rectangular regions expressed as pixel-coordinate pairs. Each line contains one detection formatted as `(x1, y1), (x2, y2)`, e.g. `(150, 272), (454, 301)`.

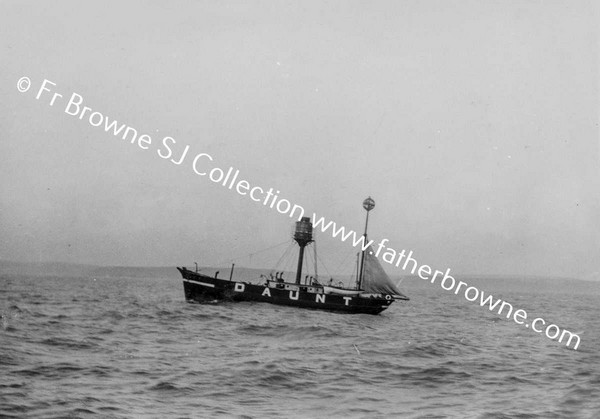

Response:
(2, 274), (600, 418)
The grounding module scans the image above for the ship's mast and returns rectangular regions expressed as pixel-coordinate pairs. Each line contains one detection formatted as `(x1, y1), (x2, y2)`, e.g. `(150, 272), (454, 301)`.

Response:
(294, 217), (313, 284)
(357, 197), (375, 290)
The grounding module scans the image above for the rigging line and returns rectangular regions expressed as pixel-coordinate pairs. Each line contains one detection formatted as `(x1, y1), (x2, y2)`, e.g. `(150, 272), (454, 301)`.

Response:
(300, 251), (310, 283)
(313, 239), (318, 280)
(280, 249), (293, 276)
(276, 243), (299, 283)
(271, 241), (295, 273)
(303, 243), (313, 281)
(333, 248), (356, 278)
(350, 252), (357, 283)
(315, 248), (332, 279)
(310, 243), (318, 278)
(302, 243), (310, 272)
(277, 246), (296, 282)
(308, 243), (316, 277)
(204, 239), (291, 270)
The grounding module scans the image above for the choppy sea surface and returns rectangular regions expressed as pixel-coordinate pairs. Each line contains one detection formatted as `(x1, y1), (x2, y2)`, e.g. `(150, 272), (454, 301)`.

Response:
(1, 273), (600, 418)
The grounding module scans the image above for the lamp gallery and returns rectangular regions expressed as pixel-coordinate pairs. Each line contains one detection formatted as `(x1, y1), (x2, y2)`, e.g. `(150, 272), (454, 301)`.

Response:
(158, 137), (305, 219)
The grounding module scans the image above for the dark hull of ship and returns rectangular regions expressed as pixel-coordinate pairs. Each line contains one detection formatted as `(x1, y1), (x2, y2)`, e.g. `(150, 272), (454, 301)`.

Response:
(177, 267), (393, 315)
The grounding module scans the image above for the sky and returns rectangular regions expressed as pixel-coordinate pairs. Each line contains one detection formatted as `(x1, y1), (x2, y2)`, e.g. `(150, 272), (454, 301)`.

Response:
(1, 0), (598, 279)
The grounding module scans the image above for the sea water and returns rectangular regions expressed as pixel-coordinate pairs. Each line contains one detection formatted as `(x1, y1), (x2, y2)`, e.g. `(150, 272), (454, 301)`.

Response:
(1, 274), (599, 418)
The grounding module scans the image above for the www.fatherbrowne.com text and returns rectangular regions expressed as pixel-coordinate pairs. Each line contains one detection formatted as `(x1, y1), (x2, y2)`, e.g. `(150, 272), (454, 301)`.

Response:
(311, 216), (581, 350)
(22, 77), (582, 350)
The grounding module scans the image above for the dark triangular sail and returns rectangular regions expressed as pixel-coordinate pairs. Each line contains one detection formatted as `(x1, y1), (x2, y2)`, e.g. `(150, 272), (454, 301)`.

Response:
(362, 246), (408, 299)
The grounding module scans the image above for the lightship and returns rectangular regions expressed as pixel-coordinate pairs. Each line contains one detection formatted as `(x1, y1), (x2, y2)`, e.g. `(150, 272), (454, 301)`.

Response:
(177, 197), (409, 314)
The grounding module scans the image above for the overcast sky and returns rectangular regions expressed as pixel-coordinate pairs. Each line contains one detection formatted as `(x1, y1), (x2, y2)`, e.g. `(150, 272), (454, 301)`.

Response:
(1, 0), (598, 279)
